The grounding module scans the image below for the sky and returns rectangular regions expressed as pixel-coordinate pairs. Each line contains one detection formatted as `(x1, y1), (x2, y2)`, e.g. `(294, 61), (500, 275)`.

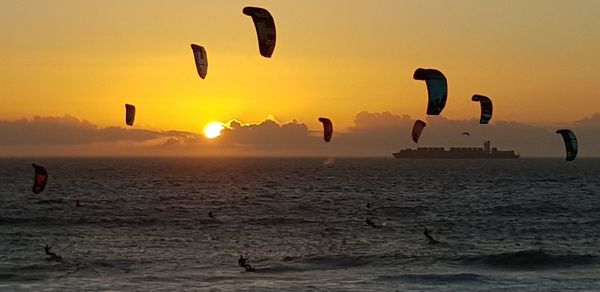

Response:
(1, 0), (599, 156)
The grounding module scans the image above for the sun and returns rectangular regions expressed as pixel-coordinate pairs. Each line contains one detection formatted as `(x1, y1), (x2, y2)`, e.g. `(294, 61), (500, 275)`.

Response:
(204, 122), (224, 139)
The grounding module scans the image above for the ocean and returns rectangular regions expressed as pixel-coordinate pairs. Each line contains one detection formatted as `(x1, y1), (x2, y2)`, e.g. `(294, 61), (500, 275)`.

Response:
(1, 158), (600, 291)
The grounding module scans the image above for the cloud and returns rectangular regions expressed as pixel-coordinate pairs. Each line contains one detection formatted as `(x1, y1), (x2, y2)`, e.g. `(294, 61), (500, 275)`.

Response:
(349, 111), (414, 132)
(0, 115), (178, 145)
(214, 117), (326, 156)
(221, 118), (316, 148)
(1, 113), (600, 157)
(339, 112), (600, 157)
(574, 113), (600, 126)
(0, 115), (204, 156)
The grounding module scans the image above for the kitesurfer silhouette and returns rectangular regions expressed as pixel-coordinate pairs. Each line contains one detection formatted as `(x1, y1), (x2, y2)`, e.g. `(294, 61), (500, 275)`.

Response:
(44, 244), (52, 255)
(365, 217), (380, 229)
(238, 254), (255, 272)
(423, 227), (439, 244)
(44, 244), (61, 260)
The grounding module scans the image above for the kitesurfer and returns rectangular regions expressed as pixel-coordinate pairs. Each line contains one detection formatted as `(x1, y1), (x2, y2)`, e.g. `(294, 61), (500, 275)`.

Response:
(238, 255), (249, 268)
(365, 217), (380, 229)
(44, 244), (61, 260)
(423, 227), (439, 244)
(238, 254), (255, 271)
(208, 211), (214, 219)
(75, 200), (81, 207)
(44, 244), (52, 255)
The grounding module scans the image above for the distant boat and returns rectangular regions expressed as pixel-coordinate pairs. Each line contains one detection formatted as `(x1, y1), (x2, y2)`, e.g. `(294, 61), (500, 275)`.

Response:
(393, 141), (519, 159)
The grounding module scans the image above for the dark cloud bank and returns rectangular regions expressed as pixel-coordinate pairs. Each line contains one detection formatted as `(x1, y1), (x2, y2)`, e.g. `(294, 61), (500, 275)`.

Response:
(1, 113), (599, 157)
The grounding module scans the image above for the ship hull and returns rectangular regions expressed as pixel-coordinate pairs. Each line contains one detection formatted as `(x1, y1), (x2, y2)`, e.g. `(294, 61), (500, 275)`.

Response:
(392, 152), (519, 159)
(392, 141), (519, 159)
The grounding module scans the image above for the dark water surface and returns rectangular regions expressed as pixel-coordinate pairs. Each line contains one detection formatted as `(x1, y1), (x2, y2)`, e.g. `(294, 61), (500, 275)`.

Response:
(1, 158), (600, 291)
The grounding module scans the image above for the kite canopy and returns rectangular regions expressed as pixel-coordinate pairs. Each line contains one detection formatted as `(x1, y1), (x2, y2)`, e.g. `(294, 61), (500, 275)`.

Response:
(461, 131), (470, 136)
(318, 117), (333, 142)
(472, 94), (493, 124)
(243, 7), (276, 58)
(32, 164), (48, 194)
(191, 44), (208, 79)
(412, 120), (426, 143)
(556, 129), (578, 161)
(125, 104), (136, 126)
(413, 68), (448, 115)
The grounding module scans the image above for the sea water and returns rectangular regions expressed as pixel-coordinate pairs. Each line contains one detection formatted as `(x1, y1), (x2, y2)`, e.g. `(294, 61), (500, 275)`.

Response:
(1, 158), (600, 291)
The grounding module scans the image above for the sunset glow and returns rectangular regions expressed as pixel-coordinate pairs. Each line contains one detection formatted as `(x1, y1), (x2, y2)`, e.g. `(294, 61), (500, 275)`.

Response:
(1, 0), (600, 157)
(1, 1), (599, 132)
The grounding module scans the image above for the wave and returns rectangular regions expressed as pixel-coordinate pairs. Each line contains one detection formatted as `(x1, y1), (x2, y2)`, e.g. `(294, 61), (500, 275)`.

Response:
(286, 254), (374, 269)
(458, 249), (596, 270)
(0, 272), (43, 282)
(376, 273), (487, 284)
(84, 259), (134, 270)
(243, 264), (304, 274)
(487, 204), (570, 216)
(234, 255), (374, 275)
(0, 216), (164, 227)
(242, 217), (316, 225)
(375, 206), (428, 217)
(35, 199), (66, 205)
(225, 254), (377, 275)
(0, 258), (137, 283)
(10, 263), (63, 273)
(35, 199), (65, 205)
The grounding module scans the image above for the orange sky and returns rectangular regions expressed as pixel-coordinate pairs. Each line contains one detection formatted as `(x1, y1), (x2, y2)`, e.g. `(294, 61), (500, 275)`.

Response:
(1, 0), (599, 133)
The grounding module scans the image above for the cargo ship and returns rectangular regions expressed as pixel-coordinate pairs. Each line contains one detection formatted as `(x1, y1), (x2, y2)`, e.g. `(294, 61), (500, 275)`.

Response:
(392, 141), (519, 159)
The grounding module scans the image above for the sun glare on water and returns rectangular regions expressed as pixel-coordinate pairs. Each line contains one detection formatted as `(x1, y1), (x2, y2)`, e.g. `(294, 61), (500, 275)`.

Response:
(204, 122), (224, 139)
